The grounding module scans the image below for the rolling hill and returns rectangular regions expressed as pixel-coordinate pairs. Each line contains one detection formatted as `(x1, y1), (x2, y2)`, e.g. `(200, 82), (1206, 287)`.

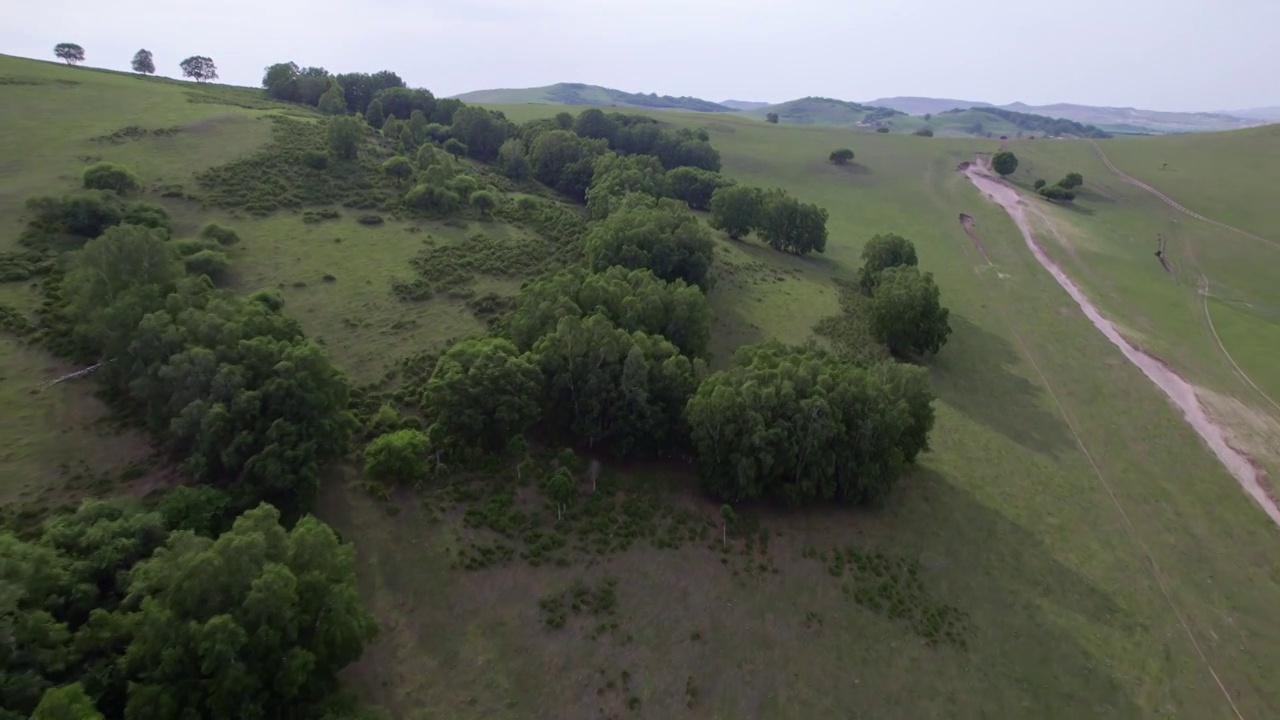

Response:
(867, 96), (994, 115)
(869, 96), (1264, 134)
(744, 98), (1110, 138)
(740, 96), (905, 126)
(451, 82), (734, 112)
(719, 99), (771, 111)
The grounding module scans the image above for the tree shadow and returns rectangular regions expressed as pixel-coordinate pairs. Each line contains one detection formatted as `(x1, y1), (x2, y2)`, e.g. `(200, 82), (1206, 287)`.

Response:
(831, 162), (873, 176)
(930, 314), (1075, 458)
(1074, 187), (1115, 204)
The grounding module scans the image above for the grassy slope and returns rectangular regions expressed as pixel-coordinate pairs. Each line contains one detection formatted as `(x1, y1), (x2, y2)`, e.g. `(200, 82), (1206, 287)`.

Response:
(739, 99), (1046, 138)
(3, 56), (1280, 719)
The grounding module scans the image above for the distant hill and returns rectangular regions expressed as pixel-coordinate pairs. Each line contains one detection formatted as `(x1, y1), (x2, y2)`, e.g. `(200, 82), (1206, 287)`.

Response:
(742, 97), (906, 126)
(868, 96), (993, 115)
(939, 107), (1111, 138)
(451, 83), (734, 112)
(744, 97), (1112, 138)
(720, 99), (771, 111)
(869, 96), (1264, 134)
(1216, 106), (1280, 122)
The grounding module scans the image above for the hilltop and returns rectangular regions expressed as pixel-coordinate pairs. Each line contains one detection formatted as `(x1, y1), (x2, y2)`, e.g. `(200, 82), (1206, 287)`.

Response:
(869, 96), (1264, 134)
(743, 97), (1110, 138)
(451, 82), (734, 112)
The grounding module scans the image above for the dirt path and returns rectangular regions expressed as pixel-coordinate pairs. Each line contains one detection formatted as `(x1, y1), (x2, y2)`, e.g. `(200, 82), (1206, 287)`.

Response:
(962, 156), (1280, 528)
(957, 213), (989, 262)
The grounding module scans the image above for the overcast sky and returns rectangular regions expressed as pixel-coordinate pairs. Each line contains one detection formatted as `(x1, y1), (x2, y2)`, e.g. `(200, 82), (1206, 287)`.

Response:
(2, 0), (1275, 112)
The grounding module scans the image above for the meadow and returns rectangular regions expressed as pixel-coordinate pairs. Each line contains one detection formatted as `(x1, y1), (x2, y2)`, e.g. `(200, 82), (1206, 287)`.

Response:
(2, 53), (1279, 719)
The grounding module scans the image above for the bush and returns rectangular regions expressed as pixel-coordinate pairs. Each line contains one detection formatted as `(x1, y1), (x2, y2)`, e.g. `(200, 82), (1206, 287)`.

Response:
(122, 201), (172, 237)
(302, 149), (329, 169)
(829, 148), (854, 164)
(1059, 172), (1084, 189)
(991, 150), (1019, 176)
(199, 222), (240, 246)
(449, 174), (479, 198)
(858, 233), (918, 293)
(875, 126), (890, 134)
(914, 128), (934, 137)
(364, 429), (430, 485)
(470, 189), (497, 215)
(183, 249), (230, 282)
(1038, 184), (1076, 202)
(404, 183), (461, 215)
(358, 214), (385, 225)
(1033, 179), (1047, 190)
(82, 162), (142, 194)
(173, 237), (220, 256)
(443, 138), (468, 157)
(381, 155), (416, 184)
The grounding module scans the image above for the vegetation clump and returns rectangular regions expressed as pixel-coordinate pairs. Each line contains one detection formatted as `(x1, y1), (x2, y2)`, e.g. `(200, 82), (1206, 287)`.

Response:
(81, 162), (141, 195)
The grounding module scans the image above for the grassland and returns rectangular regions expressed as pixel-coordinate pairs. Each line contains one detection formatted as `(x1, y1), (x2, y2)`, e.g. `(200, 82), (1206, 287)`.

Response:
(3, 53), (1280, 719)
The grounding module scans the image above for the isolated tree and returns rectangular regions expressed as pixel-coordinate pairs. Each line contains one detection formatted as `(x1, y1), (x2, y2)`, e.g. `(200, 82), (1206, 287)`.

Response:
(858, 233), (918, 293)
(364, 429), (430, 485)
(178, 56), (217, 83)
(991, 150), (1019, 177)
(914, 128), (934, 137)
(318, 81), (346, 114)
(82, 162), (141, 194)
(765, 113), (779, 124)
(544, 468), (575, 520)
(381, 156), (415, 185)
(583, 194), (716, 289)
(423, 338), (543, 453)
(666, 166), (729, 210)
(1059, 171), (1084, 189)
(876, 126), (890, 133)
(54, 43), (85, 65)
(131, 49), (155, 75)
(868, 265), (951, 357)
(709, 184), (764, 240)
(470, 190), (497, 216)
(327, 116), (364, 160)
(1033, 179), (1047, 190)
(123, 504), (378, 720)
(829, 148), (855, 165)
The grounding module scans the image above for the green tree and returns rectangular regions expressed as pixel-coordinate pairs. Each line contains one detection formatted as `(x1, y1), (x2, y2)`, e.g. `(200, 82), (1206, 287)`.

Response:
(868, 265), (951, 357)
(423, 338), (543, 453)
(765, 112), (779, 124)
(584, 152), (669, 219)
(583, 194), (715, 289)
(54, 43), (85, 65)
(574, 108), (619, 143)
(381, 156), (415, 185)
(1033, 179), (1047, 190)
(756, 190), (829, 255)
(123, 504), (378, 720)
(857, 233), (918, 293)
(544, 468), (576, 519)
(82, 162), (141, 195)
(554, 111), (575, 130)
(131, 49), (155, 75)
(1060, 171), (1084, 189)
(666, 166), (729, 210)
(876, 126), (890, 133)
(0, 532), (74, 717)
(829, 148), (854, 164)
(470, 189), (497, 216)
(31, 683), (104, 720)
(1038, 184), (1076, 202)
(450, 106), (511, 160)
(364, 99), (385, 128)
(502, 265), (710, 357)
(914, 128), (934, 137)
(64, 224), (179, 324)
(497, 138), (531, 180)
(403, 183), (461, 215)
(991, 150), (1019, 176)
(318, 81), (347, 114)
(182, 249), (230, 282)
(178, 55), (217, 83)
(530, 130), (603, 200)
(443, 138), (468, 157)
(709, 184), (764, 240)
(719, 505), (736, 547)
(408, 109), (428, 140)
(327, 116), (364, 160)
(364, 429), (430, 485)
(507, 434), (530, 479)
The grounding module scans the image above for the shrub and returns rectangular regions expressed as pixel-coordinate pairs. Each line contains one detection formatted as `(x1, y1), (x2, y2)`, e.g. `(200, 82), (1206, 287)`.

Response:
(82, 162), (142, 194)
(404, 183), (461, 215)
(829, 148), (854, 164)
(122, 201), (172, 237)
(358, 214), (385, 225)
(914, 128), (934, 137)
(199, 222), (240, 246)
(302, 149), (329, 169)
(470, 189), (497, 216)
(991, 150), (1019, 176)
(1033, 179), (1047, 190)
(173, 237), (220, 256)
(443, 138), (468, 157)
(364, 429), (430, 485)
(1059, 172), (1084, 189)
(1038, 184), (1076, 202)
(449, 174), (479, 198)
(183, 249), (230, 281)
(858, 233), (918, 293)
(876, 126), (890, 133)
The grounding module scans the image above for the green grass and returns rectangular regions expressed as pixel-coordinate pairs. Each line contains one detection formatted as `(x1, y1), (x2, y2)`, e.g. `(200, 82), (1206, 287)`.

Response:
(4, 55), (1280, 719)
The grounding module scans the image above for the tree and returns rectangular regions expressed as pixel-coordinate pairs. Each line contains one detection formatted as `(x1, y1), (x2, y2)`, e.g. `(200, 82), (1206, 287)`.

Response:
(364, 429), (430, 485)
(708, 184), (763, 240)
(65, 225), (179, 324)
(423, 338), (543, 453)
(685, 341), (934, 505)
(876, 126), (890, 133)
(1060, 171), (1084, 189)
(507, 434), (530, 479)
(318, 82), (347, 115)
(857, 233), (918, 293)
(123, 504), (378, 720)
(765, 113), (779, 124)
(991, 150), (1019, 177)
(530, 130), (603, 200)
(719, 505), (736, 547)
(867, 265), (951, 357)
(131, 49), (155, 75)
(496, 138), (530, 180)
(443, 138), (468, 158)
(403, 183), (461, 215)
(32, 683), (104, 720)
(914, 128), (934, 137)
(327, 116), (364, 160)
(183, 249), (230, 281)
(755, 190), (829, 255)
(584, 152), (669, 219)
(364, 99), (385, 128)
(53, 43), (84, 65)
(381, 156), (415, 185)
(583, 194), (716, 289)
(1038, 184), (1076, 202)
(450, 106), (512, 161)
(544, 468), (575, 520)
(82, 162), (141, 195)
(470, 190), (497, 216)
(829, 148), (855, 165)
(1033, 179), (1047, 190)
(178, 56), (217, 83)
(666, 166), (729, 211)
(574, 108), (618, 143)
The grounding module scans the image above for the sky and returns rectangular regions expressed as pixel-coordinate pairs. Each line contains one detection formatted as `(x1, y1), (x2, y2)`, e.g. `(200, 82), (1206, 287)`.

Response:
(3, 0), (1276, 112)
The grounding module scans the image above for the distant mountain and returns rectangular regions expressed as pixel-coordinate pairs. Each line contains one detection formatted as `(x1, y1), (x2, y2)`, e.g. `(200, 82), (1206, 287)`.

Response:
(742, 97), (905, 126)
(451, 83), (734, 112)
(868, 96), (993, 115)
(719, 99), (771, 111)
(747, 97), (1111, 138)
(1218, 106), (1280, 121)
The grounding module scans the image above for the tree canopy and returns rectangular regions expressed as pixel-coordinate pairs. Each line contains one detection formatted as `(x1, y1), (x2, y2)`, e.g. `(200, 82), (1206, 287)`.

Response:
(867, 265), (952, 357)
(423, 338), (543, 453)
(584, 152), (669, 219)
(666, 166), (730, 211)
(829, 148), (855, 164)
(858, 233), (919, 293)
(178, 56), (218, 83)
(991, 150), (1019, 177)
(54, 43), (84, 65)
(450, 106), (513, 161)
(583, 194), (715, 289)
(756, 190), (828, 255)
(709, 184), (764, 240)
(131, 49), (155, 75)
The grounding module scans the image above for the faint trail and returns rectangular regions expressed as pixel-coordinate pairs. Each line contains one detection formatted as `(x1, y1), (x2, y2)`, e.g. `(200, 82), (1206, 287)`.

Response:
(958, 157), (1252, 720)
(1200, 276), (1280, 414)
(1088, 140), (1279, 251)
(957, 213), (990, 263)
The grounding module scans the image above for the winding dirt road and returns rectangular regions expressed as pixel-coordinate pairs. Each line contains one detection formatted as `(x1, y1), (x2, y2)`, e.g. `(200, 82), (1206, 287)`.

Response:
(962, 157), (1280, 528)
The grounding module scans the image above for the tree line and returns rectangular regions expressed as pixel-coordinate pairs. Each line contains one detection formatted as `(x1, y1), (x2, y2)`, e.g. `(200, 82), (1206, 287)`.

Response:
(52, 43), (218, 82)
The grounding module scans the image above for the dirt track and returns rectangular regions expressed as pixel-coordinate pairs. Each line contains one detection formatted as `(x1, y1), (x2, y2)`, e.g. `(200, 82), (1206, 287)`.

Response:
(962, 156), (1280, 528)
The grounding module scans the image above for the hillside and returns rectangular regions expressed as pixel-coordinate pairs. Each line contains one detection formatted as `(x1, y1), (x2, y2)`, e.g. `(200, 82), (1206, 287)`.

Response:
(744, 98), (1109, 138)
(868, 96), (993, 115)
(3, 53), (1280, 720)
(742, 96), (905, 126)
(1223, 106), (1280, 121)
(451, 82), (733, 112)
(719, 99), (771, 111)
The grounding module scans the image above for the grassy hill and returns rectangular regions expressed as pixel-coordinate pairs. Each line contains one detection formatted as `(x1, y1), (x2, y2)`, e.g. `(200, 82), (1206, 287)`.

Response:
(867, 96), (993, 115)
(4, 53), (1280, 720)
(451, 82), (733, 112)
(744, 98), (1110, 138)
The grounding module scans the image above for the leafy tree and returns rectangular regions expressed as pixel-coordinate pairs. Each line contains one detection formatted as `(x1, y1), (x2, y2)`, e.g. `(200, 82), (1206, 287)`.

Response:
(131, 49), (155, 75)
(585, 152), (668, 219)
(65, 224), (179, 324)
(1033, 179), (1047, 190)
(533, 313), (703, 458)
(421, 122), (451, 143)
(199, 222), (240, 246)
(666, 166), (729, 211)
(583, 194), (715, 289)
(335, 70), (405, 114)
(507, 434), (530, 479)
(756, 190), (829, 255)
(530, 130), (604, 200)
(991, 150), (1019, 176)
(364, 99), (385, 128)
(0, 533), (73, 718)
(81, 162), (141, 195)
(857, 233), (918, 293)
(867, 265), (951, 356)
(497, 138), (531, 180)
(765, 113), (779, 124)
(318, 81), (347, 115)
(31, 683), (104, 720)
(21, 191), (171, 247)
(709, 184), (764, 240)
(54, 43), (85, 65)
(408, 109), (428, 139)
(544, 468), (575, 519)
(373, 86), (436, 121)
(155, 485), (234, 537)
(450, 106), (512, 161)
(685, 342), (934, 505)
(403, 183), (461, 215)
(719, 505), (735, 547)
(1059, 171), (1084, 189)
(381, 156), (415, 184)
(829, 148), (854, 164)
(262, 61), (300, 99)
(364, 429), (430, 485)
(178, 56), (217, 83)
(554, 112), (575, 130)
(327, 116), (365, 160)
(123, 504), (378, 720)
(381, 115), (403, 138)
(470, 189), (497, 216)
(183, 249), (230, 282)
(423, 338), (543, 453)
(574, 108), (618, 143)
(502, 265), (710, 357)
(1038, 184), (1076, 202)
(443, 138), (468, 158)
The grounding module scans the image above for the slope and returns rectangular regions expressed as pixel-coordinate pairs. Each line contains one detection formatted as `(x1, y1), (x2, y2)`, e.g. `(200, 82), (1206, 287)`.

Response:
(451, 82), (734, 112)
